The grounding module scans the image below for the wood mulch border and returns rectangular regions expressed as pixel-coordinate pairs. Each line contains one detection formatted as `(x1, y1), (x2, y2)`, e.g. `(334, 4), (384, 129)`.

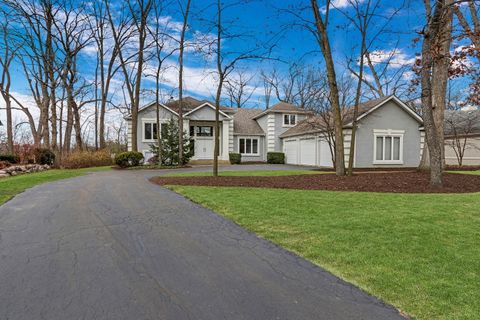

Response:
(151, 172), (480, 194)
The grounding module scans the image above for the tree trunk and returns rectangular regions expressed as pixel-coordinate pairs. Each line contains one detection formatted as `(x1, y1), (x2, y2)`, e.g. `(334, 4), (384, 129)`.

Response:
(310, 0), (345, 176)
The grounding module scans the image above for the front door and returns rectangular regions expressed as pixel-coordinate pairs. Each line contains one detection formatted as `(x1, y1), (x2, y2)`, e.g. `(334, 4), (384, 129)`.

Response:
(191, 125), (215, 159)
(195, 138), (214, 159)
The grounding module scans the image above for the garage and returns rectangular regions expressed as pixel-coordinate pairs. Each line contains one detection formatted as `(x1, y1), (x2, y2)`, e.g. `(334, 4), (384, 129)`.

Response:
(283, 136), (334, 167)
(284, 139), (298, 164)
(318, 139), (333, 167)
(299, 138), (316, 166)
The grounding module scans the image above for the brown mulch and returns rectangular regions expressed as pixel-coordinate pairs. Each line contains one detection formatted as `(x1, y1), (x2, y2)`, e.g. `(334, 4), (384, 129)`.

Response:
(152, 172), (480, 194)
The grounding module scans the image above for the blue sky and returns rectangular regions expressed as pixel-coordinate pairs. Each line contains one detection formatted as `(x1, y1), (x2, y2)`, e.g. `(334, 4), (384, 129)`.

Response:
(0, 0), (472, 133)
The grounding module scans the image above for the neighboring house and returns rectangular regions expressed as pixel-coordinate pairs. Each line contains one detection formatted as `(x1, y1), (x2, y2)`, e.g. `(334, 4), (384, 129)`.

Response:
(279, 95), (425, 168)
(444, 110), (480, 166)
(125, 97), (311, 162)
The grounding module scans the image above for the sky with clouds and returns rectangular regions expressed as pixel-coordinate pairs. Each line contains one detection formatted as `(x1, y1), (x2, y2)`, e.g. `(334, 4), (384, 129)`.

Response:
(0, 0), (474, 137)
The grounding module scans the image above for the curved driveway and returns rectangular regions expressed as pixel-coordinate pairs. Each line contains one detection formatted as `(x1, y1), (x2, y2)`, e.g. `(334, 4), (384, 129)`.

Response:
(0, 165), (405, 320)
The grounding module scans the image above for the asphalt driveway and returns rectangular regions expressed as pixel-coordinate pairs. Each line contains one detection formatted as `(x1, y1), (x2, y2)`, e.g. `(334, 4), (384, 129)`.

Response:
(0, 165), (405, 320)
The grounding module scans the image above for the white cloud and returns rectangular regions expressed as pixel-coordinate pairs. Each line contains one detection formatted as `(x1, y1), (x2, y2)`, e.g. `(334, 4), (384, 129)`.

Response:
(365, 49), (416, 68)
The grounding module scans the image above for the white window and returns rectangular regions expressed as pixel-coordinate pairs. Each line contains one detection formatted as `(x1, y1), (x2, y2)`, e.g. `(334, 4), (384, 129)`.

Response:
(144, 121), (167, 141)
(144, 122), (158, 141)
(373, 129), (404, 164)
(239, 138), (259, 156)
(283, 114), (296, 126)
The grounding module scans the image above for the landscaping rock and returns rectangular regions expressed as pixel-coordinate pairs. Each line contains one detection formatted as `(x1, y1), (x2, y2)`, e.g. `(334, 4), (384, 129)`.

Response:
(0, 164), (51, 178)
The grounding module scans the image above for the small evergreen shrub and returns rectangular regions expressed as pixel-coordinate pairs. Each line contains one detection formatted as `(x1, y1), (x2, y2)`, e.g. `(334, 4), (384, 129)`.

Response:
(229, 153), (241, 164)
(34, 148), (55, 165)
(149, 119), (193, 166)
(0, 154), (20, 164)
(115, 151), (144, 168)
(62, 150), (113, 169)
(267, 152), (285, 164)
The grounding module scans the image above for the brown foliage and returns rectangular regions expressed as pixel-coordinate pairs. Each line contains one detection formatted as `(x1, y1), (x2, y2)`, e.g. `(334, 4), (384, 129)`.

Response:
(62, 150), (113, 169)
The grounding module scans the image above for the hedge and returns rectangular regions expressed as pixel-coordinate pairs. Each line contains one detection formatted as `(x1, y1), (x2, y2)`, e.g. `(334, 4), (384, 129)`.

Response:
(229, 153), (241, 164)
(114, 151), (144, 168)
(0, 154), (20, 164)
(267, 152), (285, 164)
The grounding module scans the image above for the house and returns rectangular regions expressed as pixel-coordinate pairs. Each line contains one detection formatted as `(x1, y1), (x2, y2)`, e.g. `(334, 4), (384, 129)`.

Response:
(279, 95), (425, 167)
(444, 109), (480, 166)
(126, 97), (311, 162)
(126, 95), (426, 168)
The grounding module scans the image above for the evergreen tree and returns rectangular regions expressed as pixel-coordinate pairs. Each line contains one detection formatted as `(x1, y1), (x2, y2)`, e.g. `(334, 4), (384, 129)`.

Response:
(149, 118), (193, 166)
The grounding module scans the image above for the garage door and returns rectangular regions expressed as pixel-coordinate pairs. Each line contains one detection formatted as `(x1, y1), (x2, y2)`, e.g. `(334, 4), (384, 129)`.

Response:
(300, 138), (316, 166)
(318, 139), (333, 167)
(284, 139), (298, 164)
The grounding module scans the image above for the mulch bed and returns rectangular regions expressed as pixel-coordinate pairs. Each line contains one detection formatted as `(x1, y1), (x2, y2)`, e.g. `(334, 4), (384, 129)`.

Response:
(151, 172), (480, 194)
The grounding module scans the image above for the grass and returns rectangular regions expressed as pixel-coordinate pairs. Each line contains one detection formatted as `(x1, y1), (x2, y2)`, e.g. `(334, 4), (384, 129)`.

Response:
(163, 169), (327, 177)
(168, 185), (480, 320)
(450, 170), (480, 175)
(0, 166), (111, 205)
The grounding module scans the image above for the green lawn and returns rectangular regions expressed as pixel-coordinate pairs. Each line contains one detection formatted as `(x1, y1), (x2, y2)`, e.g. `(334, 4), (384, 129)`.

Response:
(163, 169), (328, 177)
(168, 185), (480, 320)
(0, 166), (111, 205)
(450, 170), (480, 175)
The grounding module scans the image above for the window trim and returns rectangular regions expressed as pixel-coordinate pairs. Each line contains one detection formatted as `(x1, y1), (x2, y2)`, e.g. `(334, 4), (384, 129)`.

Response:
(142, 119), (166, 142)
(238, 137), (260, 156)
(283, 114), (297, 127)
(373, 129), (404, 164)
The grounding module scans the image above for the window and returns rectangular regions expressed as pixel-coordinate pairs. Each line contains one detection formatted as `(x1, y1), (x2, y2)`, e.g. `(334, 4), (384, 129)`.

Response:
(144, 122), (167, 141)
(239, 138), (259, 155)
(283, 114), (296, 126)
(196, 126), (213, 137)
(144, 122), (158, 141)
(374, 130), (404, 164)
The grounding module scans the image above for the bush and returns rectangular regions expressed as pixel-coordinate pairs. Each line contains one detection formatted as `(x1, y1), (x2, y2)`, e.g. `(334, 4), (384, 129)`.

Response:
(0, 154), (20, 164)
(229, 153), (241, 164)
(34, 148), (56, 165)
(115, 151), (144, 168)
(267, 152), (285, 164)
(62, 150), (113, 169)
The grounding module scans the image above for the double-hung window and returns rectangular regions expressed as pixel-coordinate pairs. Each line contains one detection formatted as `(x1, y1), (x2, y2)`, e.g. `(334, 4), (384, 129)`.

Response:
(283, 114), (296, 126)
(373, 129), (404, 164)
(239, 138), (259, 156)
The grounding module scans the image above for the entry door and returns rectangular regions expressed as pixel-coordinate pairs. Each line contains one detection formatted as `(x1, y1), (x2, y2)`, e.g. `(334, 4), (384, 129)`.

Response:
(195, 138), (214, 159)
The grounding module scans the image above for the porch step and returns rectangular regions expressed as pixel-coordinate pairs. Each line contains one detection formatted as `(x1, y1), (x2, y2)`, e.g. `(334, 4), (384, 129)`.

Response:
(188, 160), (231, 165)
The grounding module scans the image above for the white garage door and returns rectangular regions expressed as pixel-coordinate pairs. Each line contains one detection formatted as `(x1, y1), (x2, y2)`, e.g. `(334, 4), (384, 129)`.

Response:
(284, 139), (298, 164)
(300, 138), (316, 166)
(318, 139), (334, 167)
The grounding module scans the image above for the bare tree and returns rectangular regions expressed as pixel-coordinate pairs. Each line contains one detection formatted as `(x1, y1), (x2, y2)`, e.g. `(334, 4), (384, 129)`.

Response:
(210, 0), (272, 176)
(310, 0), (345, 175)
(445, 110), (480, 166)
(419, 0), (454, 187)
(0, 9), (18, 153)
(177, 0), (192, 165)
(225, 70), (257, 108)
(106, 0), (152, 152)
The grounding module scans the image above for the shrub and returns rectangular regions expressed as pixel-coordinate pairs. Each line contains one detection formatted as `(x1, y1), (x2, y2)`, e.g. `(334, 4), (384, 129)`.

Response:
(115, 151), (144, 168)
(13, 144), (36, 163)
(62, 150), (113, 169)
(34, 148), (55, 165)
(0, 161), (11, 169)
(267, 152), (285, 164)
(0, 154), (20, 164)
(229, 153), (241, 164)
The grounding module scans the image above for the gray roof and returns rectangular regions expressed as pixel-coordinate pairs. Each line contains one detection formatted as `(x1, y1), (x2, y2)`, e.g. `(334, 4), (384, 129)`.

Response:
(252, 101), (312, 119)
(233, 108), (265, 135)
(280, 95), (422, 139)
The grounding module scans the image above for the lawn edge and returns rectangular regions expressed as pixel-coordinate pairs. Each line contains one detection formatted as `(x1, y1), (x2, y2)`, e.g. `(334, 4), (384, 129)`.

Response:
(164, 184), (412, 320)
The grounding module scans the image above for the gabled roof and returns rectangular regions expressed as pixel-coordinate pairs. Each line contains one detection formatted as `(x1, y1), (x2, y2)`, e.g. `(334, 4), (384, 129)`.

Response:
(165, 96), (235, 113)
(280, 95), (423, 139)
(233, 108), (265, 135)
(184, 102), (231, 119)
(252, 101), (312, 119)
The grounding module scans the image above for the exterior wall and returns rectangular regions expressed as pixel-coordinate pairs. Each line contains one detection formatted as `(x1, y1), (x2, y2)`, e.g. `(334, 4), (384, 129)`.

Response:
(233, 135), (266, 162)
(187, 106), (229, 121)
(274, 113), (307, 152)
(445, 136), (480, 166)
(355, 100), (422, 168)
(135, 105), (177, 155)
(127, 120), (132, 151)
